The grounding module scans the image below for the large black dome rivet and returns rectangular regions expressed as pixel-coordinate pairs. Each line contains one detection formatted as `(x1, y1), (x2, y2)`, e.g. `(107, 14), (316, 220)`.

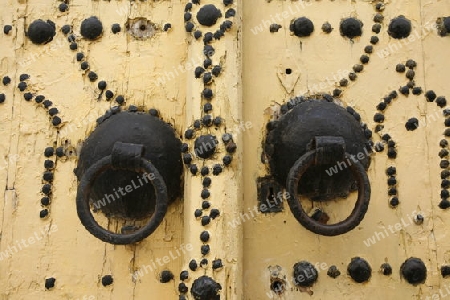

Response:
(191, 276), (222, 300)
(81, 16), (103, 40)
(293, 261), (318, 287)
(401, 257), (427, 285)
(194, 135), (217, 159)
(437, 17), (450, 36)
(196, 5), (222, 26)
(347, 257), (372, 283)
(290, 17), (314, 37)
(27, 19), (56, 44)
(388, 16), (412, 39)
(340, 18), (363, 39)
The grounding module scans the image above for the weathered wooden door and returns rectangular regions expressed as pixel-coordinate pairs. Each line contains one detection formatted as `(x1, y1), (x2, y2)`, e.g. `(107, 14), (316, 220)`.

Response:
(1, 0), (450, 299)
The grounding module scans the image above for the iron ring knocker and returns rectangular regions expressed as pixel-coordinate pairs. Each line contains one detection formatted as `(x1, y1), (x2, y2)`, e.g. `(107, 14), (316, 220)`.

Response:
(76, 143), (169, 245)
(286, 150), (371, 236)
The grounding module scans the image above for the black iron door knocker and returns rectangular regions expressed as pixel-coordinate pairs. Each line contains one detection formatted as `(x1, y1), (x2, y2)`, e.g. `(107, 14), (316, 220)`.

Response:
(75, 110), (182, 244)
(265, 99), (372, 236)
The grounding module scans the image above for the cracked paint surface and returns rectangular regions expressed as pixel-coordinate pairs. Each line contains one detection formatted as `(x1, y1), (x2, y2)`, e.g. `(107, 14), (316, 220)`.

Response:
(2, 0), (450, 299)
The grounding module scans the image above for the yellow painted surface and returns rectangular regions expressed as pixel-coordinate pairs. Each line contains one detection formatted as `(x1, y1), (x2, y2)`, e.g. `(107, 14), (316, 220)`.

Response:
(0, 0), (449, 299)
(243, 1), (450, 299)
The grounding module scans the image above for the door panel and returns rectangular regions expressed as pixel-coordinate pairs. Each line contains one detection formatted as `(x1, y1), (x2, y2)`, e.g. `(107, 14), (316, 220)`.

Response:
(242, 0), (450, 299)
(0, 1), (188, 299)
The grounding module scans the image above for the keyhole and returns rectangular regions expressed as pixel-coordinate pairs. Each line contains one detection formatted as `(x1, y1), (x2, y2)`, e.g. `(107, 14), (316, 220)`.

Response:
(270, 279), (286, 295)
(267, 187), (275, 202)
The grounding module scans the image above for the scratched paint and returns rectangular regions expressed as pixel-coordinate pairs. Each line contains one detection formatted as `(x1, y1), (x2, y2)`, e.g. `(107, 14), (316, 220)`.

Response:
(243, 0), (450, 299)
(1, 0), (450, 299)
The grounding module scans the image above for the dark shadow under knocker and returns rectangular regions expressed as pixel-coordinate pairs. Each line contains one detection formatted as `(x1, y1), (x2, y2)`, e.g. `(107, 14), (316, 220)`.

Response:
(74, 111), (182, 244)
(264, 99), (372, 236)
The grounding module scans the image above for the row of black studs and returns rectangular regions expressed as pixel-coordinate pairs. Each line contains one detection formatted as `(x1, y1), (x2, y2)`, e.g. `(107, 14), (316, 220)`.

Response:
(180, 1), (236, 299)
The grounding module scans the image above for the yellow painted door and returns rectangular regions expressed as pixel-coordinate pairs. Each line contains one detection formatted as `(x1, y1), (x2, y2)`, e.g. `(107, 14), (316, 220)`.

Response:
(0, 0), (450, 300)
(0, 0), (242, 299)
(242, 1), (450, 299)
